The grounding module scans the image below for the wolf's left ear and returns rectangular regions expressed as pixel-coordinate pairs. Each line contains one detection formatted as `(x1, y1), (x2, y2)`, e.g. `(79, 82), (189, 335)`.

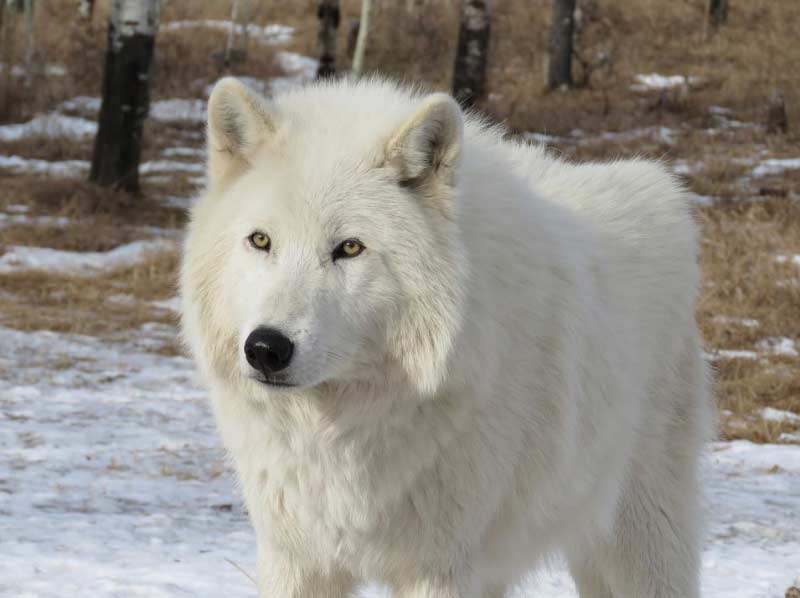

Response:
(207, 77), (277, 186)
(385, 93), (463, 187)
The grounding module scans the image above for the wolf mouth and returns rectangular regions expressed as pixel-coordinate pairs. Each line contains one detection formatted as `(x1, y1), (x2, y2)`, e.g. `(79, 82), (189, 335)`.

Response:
(252, 376), (298, 388)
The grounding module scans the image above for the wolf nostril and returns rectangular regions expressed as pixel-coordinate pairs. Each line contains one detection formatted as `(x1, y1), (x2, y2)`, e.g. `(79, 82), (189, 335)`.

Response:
(244, 327), (294, 374)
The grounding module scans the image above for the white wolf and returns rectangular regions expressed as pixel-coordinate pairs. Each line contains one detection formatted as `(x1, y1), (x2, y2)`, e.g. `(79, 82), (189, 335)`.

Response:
(180, 77), (712, 598)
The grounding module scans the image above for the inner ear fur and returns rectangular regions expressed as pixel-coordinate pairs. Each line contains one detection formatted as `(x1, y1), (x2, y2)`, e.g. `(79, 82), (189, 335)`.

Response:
(385, 93), (464, 186)
(206, 77), (277, 186)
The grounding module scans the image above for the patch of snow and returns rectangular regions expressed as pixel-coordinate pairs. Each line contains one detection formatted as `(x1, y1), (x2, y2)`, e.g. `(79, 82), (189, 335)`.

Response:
(59, 95), (101, 115)
(45, 64), (67, 77)
(761, 408), (800, 424)
(150, 98), (206, 123)
(162, 195), (194, 210)
(525, 132), (562, 144)
(0, 62), (66, 77)
(141, 160), (205, 174)
(775, 254), (800, 267)
(269, 52), (318, 95)
(690, 193), (715, 206)
(671, 160), (692, 175)
(707, 349), (759, 361)
(0, 155), (88, 177)
(596, 126), (677, 145)
(631, 73), (703, 92)
(105, 293), (136, 307)
(0, 113), (96, 141)
(0, 240), (175, 274)
(161, 20), (294, 45)
(713, 316), (760, 329)
(0, 62), (24, 76)
(0, 213), (72, 228)
(6, 203), (30, 213)
(757, 337), (799, 358)
(709, 105), (733, 115)
(753, 158), (800, 178)
(162, 147), (205, 158)
(151, 296), (181, 312)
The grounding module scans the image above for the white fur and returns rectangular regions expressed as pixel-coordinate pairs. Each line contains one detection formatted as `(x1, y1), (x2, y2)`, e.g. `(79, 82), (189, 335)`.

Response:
(180, 77), (713, 598)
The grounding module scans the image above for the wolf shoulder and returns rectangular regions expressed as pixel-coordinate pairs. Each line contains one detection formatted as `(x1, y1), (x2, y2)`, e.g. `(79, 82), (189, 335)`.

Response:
(504, 139), (699, 262)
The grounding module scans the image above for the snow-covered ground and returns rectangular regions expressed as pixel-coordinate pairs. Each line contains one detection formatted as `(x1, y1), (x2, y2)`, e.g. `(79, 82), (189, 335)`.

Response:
(0, 240), (176, 274)
(1, 321), (799, 597)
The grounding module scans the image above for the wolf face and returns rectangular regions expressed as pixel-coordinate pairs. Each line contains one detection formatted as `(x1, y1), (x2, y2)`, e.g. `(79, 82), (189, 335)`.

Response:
(181, 79), (468, 397)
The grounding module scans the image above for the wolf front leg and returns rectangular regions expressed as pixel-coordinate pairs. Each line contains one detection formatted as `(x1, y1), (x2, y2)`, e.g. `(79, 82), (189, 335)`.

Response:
(257, 556), (355, 598)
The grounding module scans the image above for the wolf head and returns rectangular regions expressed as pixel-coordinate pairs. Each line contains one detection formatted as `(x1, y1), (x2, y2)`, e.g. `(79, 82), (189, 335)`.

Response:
(180, 78), (468, 399)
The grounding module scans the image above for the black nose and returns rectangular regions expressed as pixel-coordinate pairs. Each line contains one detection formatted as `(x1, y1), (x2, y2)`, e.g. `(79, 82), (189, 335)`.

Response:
(244, 327), (294, 374)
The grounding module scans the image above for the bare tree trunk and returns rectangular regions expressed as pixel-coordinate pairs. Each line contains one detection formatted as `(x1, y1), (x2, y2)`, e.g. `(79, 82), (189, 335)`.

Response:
(0, 0), (19, 118)
(22, 0), (32, 90)
(452, 0), (491, 108)
(316, 0), (339, 78)
(547, 0), (575, 91)
(346, 18), (359, 62)
(708, 0), (728, 30)
(767, 90), (788, 134)
(89, 0), (160, 194)
(239, 0), (249, 61)
(350, 0), (371, 77)
(225, 0), (239, 66)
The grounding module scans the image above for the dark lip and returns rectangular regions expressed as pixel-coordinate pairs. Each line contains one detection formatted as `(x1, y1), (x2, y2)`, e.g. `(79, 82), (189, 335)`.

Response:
(251, 376), (298, 388)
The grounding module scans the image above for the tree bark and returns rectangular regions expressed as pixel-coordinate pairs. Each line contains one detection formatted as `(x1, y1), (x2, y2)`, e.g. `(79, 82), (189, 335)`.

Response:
(89, 0), (159, 194)
(547, 0), (575, 91)
(708, 0), (728, 30)
(225, 0), (239, 67)
(350, 0), (371, 77)
(0, 0), (19, 118)
(767, 90), (788, 135)
(22, 0), (32, 90)
(316, 0), (339, 78)
(239, 0), (249, 61)
(452, 0), (491, 108)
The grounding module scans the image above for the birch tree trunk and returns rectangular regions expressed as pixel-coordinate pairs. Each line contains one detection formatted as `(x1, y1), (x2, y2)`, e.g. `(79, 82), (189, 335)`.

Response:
(239, 0), (249, 61)
(89, 0), (159, 193)
(452, 0), (491, 108)
(547, 0), (575, 91)
(225, 0), (239, 66)
(22, 0), (32, 89)
(350, 0), (371, 77)
(316, 0), (339, 78)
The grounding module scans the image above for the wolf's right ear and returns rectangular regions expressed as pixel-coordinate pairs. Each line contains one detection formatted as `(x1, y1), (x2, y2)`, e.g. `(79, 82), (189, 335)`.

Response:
(207, 77), (277, 186)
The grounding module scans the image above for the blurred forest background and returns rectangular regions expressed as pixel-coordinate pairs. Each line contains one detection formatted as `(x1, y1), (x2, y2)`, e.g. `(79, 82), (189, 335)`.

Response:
(0, 0), (799, 443)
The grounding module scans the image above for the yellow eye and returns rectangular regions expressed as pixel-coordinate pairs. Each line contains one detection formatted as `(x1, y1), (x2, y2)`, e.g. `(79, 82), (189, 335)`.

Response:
(334, 239), (365, 260)
(249, 231), (271, 251)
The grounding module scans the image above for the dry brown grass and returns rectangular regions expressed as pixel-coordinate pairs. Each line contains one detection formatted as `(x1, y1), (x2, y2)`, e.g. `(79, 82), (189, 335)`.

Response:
(0, 250), (181, 352)
(696, 199), (800, 442)
(0, 134), (93, 162)
(0, 176), (186, 225)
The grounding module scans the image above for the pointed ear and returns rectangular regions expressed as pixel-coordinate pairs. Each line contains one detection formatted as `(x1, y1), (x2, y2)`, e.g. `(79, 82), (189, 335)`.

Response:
(206, 77), (276, 186)
(385, 93), (463, 186)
